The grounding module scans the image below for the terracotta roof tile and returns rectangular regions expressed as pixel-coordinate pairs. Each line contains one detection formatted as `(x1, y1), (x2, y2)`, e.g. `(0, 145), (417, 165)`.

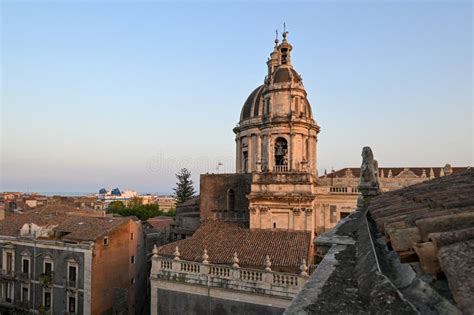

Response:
(367, 168), (474, 313)
(0, 210), (130, 242)
(157, 220), (311, 273)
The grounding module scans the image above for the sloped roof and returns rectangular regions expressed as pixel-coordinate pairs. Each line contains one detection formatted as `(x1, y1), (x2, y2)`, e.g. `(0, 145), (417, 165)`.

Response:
(368, 168), (474, 313)
(158, 220), (311, 273)
(0, 210), (130, 242)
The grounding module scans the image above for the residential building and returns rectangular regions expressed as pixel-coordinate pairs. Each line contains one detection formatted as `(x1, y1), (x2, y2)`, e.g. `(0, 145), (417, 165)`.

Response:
(0, 207), (146, 315)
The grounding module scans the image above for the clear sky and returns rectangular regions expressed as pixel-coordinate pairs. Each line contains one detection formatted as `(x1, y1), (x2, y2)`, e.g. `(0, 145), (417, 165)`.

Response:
(1, 1), (472, 194)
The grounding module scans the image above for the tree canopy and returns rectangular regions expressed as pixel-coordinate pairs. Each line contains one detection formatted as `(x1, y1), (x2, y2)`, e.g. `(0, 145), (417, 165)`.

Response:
(107, 201), (174, 221)
(173, 168), (196, 204)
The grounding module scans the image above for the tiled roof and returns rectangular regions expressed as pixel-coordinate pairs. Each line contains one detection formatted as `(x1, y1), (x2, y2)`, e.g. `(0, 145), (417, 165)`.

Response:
(368, 168), (474, 313)
(0, 210), (130, 242)
(147, 217), (174, 229)
(321, 166), (468, 179)
(158, 220), (311, 273)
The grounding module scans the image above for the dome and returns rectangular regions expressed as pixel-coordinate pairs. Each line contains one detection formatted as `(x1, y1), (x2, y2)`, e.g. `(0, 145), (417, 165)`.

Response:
(240, 85), (264, 120)
(273, 68), (301, 84)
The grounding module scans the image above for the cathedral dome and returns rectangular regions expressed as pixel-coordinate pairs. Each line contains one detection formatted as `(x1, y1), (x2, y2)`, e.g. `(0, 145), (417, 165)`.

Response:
(240, 85), (264, 120)
(273, 67), (301, 84)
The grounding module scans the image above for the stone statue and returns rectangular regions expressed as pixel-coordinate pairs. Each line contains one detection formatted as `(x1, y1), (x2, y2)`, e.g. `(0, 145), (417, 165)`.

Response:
(358, 146), (381, 196)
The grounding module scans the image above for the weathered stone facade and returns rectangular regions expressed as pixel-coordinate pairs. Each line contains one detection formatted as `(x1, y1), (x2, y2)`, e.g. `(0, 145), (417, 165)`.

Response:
(0, 211), (145, 315)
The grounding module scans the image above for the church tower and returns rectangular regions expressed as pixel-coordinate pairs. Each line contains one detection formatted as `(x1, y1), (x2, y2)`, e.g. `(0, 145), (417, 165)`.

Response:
(233, 32), (321, 236)
(233, 31), (320, 176)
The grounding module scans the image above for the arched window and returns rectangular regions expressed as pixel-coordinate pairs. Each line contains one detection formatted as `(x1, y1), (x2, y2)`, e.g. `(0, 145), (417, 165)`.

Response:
(227, 189), (235, 211)
(274, 137), (288, 167)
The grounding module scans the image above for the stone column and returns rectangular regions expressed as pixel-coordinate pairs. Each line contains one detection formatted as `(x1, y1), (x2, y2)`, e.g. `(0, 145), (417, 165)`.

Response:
(236, 138), (241, 173)
(308, 136), (316, 174)
(257, 134), (262, 167)
(290, 132), (295, 171)
(248, 135), (253, 173)
(267, 134), (273, 172)
(314, 136), (318, 176)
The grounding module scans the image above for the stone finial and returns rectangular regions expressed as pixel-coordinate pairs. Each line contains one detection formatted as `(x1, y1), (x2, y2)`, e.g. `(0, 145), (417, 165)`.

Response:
(264, 255), (272, 272)
(344, 168), (354, 178)
(380, 169), (385, 178)
(300, 259), (308, 276)
(358, 147), (381, 197)
(421, 169), (427, 178)
(173, 246), (180, 261)
(152, 244), (158, 257)
(387, 169), (393, 178)
(232, 252), (240, 269)
(444, 163), (453, 175)
(202, 248), (209, 265)
(439, 167), (445, 177)
(429, 168), (435, 178)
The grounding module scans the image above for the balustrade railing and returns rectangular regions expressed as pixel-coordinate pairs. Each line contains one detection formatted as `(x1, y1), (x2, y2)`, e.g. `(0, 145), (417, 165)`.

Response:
(273, 165), (289, 173)
(151, 255), (308, 297)
(209, 265), (231, 278)
(180, 262), (200, 273)
(273, 273), (298, 286)
(239, 269), (263, 282)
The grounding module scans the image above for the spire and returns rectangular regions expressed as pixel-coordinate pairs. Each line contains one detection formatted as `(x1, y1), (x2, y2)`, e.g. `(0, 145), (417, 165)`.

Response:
(279, 24), (292, 65)
(267, 29), (281, 76)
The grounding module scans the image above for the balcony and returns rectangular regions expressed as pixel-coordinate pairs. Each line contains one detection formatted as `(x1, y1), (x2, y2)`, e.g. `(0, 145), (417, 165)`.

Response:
(67, 279), (77, 289)
(273, 165), (289, 173)
(14, 300), (32, 310)
(39, 272), (54, 286)
(0, 269), (15, 279)
(15, 271), (31, 281)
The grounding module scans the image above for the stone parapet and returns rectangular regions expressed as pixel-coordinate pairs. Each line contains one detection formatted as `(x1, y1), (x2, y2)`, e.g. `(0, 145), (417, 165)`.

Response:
(151, 255), (308, 299)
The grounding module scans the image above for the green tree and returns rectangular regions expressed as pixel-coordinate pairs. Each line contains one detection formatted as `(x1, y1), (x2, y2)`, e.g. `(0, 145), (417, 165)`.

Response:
(107, 201), (125, 213)
(173, 168), (196, 204)
(127, 196), (143, 208)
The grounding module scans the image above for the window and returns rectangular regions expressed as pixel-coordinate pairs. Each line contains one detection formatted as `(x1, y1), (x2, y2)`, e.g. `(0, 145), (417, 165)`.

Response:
(21, 285), (29, 302)
(43, 290), (51, 309)
(68, 265), (77, 285)
(131, 256), (135, 264)
(131, 277), (135, 285)
(68, 294), (76, 313)
(6, 252), (13, 272)
(330, 205), (337, 224)
(103, 237), (108, 245)
(131, 232), (134, 240)
(227, 189), (235, 211)
(6, 282), (13, 302)
(22, 258), (30, 275)
(340, 212), (351, 220)
(44, 261), (53, 275)
(273, 222), (277, 229)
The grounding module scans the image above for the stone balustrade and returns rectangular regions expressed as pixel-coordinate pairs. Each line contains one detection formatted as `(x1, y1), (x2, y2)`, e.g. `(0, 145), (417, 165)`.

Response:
(151, 255), (308, 299)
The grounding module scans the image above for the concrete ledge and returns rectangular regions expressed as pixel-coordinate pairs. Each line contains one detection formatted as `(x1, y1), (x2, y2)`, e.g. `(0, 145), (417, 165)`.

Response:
(284, 244), (347, 315)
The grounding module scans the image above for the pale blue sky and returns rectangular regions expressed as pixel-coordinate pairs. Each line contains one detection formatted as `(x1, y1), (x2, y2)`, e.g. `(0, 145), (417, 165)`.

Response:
(1, 1), (472, 194)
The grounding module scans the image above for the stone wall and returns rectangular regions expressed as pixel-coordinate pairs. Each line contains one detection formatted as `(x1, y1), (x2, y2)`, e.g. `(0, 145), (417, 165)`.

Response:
(199, 173), (252, 221)
(155, 288), (285, 315)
